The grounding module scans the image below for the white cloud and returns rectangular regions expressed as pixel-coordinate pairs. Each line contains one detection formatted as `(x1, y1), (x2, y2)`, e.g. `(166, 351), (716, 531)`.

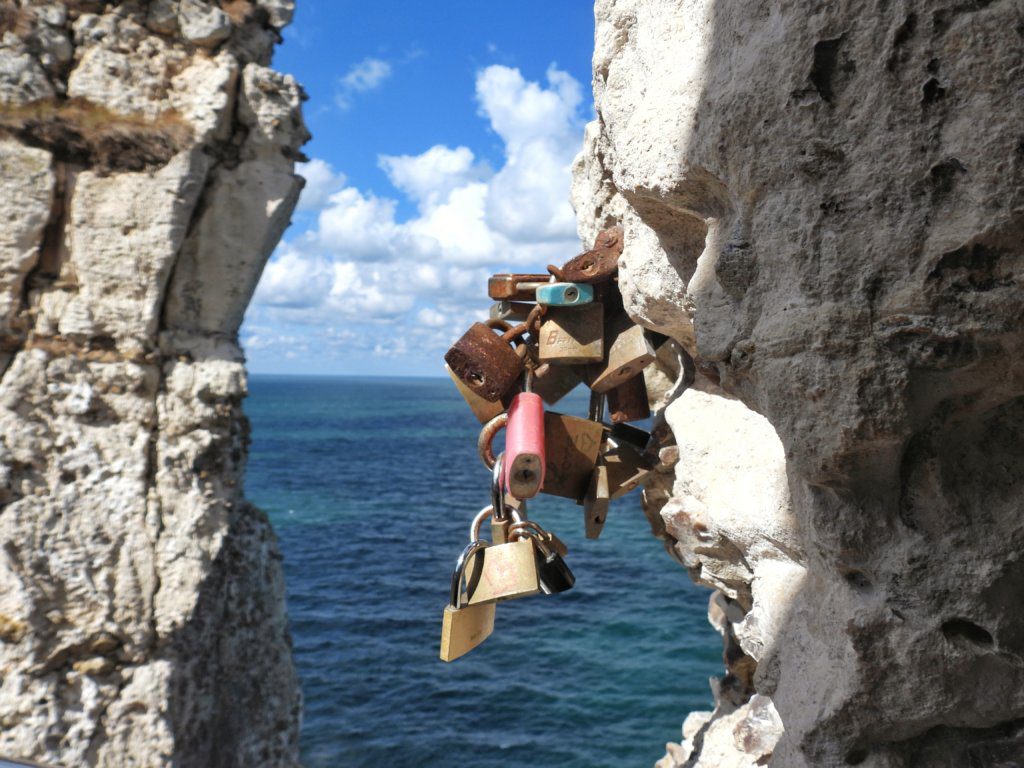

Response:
(379, 145), (487, 209)
(248, 64), (588, 364)
(336, 57), (392, 110)
(253, 245), (332, 309)
(295, 159), (346, 212)
(316, 187), (400, 260)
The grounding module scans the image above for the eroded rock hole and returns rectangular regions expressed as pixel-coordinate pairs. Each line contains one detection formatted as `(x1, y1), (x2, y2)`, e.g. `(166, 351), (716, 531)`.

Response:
(941, 618), (994, 647)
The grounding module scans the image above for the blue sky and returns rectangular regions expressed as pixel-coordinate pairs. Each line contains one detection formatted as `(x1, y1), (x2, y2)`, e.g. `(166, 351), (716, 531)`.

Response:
(241, 1), (596, 376)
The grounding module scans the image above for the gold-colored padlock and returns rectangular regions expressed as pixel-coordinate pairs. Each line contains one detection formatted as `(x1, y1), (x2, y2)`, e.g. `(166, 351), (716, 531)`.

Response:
(463, 505), (541, 605)
(445, 364), (506, 423)
(440, 540), (496, 662)
(583, 463), (611, 539)
(531, 363), (581, 405)
(538, 304), (604, 363)
(541, 412), (604, 499)
(586, 315), (657, 393)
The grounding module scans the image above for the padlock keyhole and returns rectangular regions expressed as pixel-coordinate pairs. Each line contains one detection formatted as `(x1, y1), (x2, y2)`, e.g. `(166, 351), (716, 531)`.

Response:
(468, 371), (485, 385)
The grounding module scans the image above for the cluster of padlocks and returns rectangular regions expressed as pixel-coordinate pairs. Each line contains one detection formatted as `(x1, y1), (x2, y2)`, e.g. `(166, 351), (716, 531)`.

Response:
(439, 226), (668, 661)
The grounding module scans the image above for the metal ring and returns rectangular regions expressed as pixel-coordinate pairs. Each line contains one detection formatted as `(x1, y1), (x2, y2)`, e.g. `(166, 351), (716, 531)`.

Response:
(546, 264), (566, 282)
(478, 412), (507, 469)
(485, 318), (513, 332)
(526, 304), (545, 338)
(501, 322), (531, 344)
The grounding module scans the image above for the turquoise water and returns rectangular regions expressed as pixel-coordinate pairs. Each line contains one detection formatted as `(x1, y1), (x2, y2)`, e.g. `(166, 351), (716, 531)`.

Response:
(245, 375), (720, 767)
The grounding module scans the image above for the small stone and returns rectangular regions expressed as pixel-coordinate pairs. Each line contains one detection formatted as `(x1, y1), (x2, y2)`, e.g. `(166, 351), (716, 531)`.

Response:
(178, 0), (231, 47)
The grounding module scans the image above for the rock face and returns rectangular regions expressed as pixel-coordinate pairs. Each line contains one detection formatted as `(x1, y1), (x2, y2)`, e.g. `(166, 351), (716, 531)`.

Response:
(572, 0), (1024, 765)
(0, 2), (306, 765)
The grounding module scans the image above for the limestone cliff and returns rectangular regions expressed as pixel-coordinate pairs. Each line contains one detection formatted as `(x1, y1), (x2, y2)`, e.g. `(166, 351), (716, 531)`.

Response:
(0, 1), (306, 765)
(572, 0), (1024, 765)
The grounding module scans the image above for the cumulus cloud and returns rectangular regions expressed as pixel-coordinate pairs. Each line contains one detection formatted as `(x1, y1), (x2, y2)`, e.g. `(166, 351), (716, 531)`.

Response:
(336, 57), (392, 110)
(295, 159), (346, 212)
(247, 64), (588, 367)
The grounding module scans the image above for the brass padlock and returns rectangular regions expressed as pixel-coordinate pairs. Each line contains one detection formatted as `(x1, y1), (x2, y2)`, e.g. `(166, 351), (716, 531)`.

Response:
(583, 463), (611, 539)
(445, 364), (507, 423)
(509, 521), (575, 594)
(463, 505), (541, 605)
(559, 226), (624, 284)
(488, 273), (550, 301)
(440, 540), (496, 662)
(531, 363), (581, 405)
(603, 434), (655, 499)
(586, 316), (656, 393)
(606, 372), (650, 423)
(538, 303), (604, 363)
(541, 411), (604, 499)
(445, 322), (525, 402)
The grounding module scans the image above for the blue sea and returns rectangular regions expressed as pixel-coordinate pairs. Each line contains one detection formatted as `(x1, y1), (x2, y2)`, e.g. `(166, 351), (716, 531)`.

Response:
(244, 375), (721, 768)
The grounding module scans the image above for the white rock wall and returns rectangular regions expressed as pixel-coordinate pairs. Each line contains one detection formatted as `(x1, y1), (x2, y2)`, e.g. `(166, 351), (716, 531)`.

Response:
(0, 2), (306, 765)
(573, 0), (1024, 765)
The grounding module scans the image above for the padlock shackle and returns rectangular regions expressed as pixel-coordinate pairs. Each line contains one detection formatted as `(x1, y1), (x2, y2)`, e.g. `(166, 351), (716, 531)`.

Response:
(450, 540), (489, 608)
(491, 455), (509, 521)
(509, 520), (551, 555)
(470, 504), (496, 543)
(478, 412), (507, 469)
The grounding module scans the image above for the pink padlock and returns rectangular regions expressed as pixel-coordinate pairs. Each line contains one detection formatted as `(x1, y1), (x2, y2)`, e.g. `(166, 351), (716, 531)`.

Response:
(503, 391), (546, 499)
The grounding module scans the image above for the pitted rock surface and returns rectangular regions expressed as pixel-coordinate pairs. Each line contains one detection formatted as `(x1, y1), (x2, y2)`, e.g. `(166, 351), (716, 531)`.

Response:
(0, 1), (306, 765)
(573, 0), (1024, 765)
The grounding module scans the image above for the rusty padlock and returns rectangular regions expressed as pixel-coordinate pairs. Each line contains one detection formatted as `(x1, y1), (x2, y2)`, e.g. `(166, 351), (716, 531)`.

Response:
(503, 378), (546, 500)
(559, 226), (624, 284)
(606, 372), (651, 423)
(583, 463), (611, 539)
(586, 315), (657, 394)
(541, 411), (605, 499)
(538, 303), (604, 364)
(445, 322), (526, 402)
(487, 273), (550, 301)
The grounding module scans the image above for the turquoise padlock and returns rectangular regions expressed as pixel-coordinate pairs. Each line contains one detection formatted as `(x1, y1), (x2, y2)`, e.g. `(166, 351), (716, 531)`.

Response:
(535, 282), (594, 307)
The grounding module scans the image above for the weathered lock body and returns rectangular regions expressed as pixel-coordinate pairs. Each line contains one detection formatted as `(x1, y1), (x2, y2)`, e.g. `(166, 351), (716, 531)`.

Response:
(489, 300), (534, 322)
(503, 392), (546, 499)
(531, 363), (580, 405)
(463, 505), (541, 605)
(583, 463), (611, 539)
(587, 317), (657, 393)
(603, 436), (655, 499)
(559, 226), (624, 284)
(536, 282), (594, 307)
(608, 422), (652, 453)
(487, 273), (550, 301)
(445, 322), (524, 402)
(538, 303), (604, 363)
(606, 372), (651, 423)
(541, 412), (604, 499)
(440, 540), (496, 662)
(445, 364), (508, 423)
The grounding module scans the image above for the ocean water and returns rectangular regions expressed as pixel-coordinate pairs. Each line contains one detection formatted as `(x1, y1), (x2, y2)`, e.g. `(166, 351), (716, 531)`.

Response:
(245, 375), (721, 768)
